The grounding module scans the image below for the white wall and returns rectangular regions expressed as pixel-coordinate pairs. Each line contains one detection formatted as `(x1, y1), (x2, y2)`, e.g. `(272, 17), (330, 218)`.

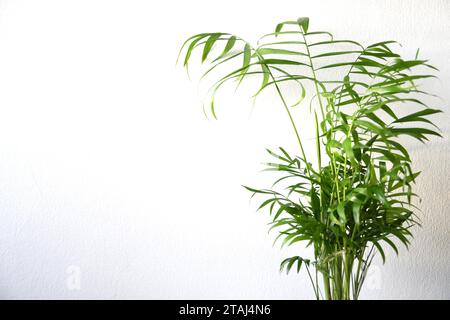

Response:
(0, 0), (448, 299)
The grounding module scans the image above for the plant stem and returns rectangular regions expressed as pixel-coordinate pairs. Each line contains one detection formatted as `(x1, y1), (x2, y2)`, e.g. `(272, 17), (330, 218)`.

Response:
(343, 250), (353, 299)
(322, 264), (332, 300)
(254, 53), (311, 173)
(302, 34), (325, 122)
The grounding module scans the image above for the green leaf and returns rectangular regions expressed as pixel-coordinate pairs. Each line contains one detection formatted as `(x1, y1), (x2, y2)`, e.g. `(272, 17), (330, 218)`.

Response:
(289, 235), (310, 246)
(394, 109), (442, 124)
(273, 204), (288, 221)
(256, 59), (310, 67)
(309, 39), (363, 48)
(242, 185), (274, 195)
(337, 202), (347, 225)
(317, 59), (384, 71)
(259, 40), (306, 47)
(274, 20), (298, 35)
(367, 40), (399, 50)
(266, 148), (290, 162)
(202, 33), (222, 62)
(310, 188), (320, 216)
(352, 201), (361, 226)
(342, 137), (356, 162)
(297, 17), (309, 33)
(381, 59), (428, 74)
(383, 237), (399, 255)
(329, 212), (342, 227)
(215, 35), (237, 61)
(373, 241), (386, 263)
(291, 82), (306, 107)
(257, 48), (307, 56)
(177, 33), (208, 65)
(257, 198), (277, 211)
(312, 50), (361, 59)
(182, 34), (209, 67)
(392, 127), (442, 140)
(280, 256), (307, 274)
(241, 43), (251, 77)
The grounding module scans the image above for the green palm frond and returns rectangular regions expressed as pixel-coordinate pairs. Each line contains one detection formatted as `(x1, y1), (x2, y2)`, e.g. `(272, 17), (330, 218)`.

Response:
(179, 17), (442, 300)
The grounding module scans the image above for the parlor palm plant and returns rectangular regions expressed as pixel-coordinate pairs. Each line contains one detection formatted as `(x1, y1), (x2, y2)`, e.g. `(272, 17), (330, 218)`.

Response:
(178, 17), (442, 300)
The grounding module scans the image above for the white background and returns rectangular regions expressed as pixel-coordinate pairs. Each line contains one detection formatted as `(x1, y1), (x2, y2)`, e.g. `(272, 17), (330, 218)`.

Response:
(0, 0), (449, 299)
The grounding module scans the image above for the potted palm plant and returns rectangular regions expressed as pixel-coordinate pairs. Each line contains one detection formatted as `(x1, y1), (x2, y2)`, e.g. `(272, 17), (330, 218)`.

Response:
(178, 17), (442, 300)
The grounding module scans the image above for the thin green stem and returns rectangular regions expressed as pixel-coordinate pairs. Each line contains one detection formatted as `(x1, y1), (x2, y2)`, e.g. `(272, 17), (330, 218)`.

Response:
(322, 263), (331, 300)
(254, 53), (311, 174)
(305, 263), (319, 300)
(302, 33), (326, 123)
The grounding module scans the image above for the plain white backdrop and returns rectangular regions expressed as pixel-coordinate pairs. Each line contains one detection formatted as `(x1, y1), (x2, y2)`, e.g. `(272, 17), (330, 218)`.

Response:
(0, 0), (449, 299)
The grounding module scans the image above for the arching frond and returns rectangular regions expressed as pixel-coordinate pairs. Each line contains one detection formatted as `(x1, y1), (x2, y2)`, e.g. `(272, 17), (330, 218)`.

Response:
(178, 17), (442, 300)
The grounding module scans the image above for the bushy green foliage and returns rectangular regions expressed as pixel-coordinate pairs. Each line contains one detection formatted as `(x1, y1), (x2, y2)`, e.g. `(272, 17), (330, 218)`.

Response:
(178, 17), (442, 299)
